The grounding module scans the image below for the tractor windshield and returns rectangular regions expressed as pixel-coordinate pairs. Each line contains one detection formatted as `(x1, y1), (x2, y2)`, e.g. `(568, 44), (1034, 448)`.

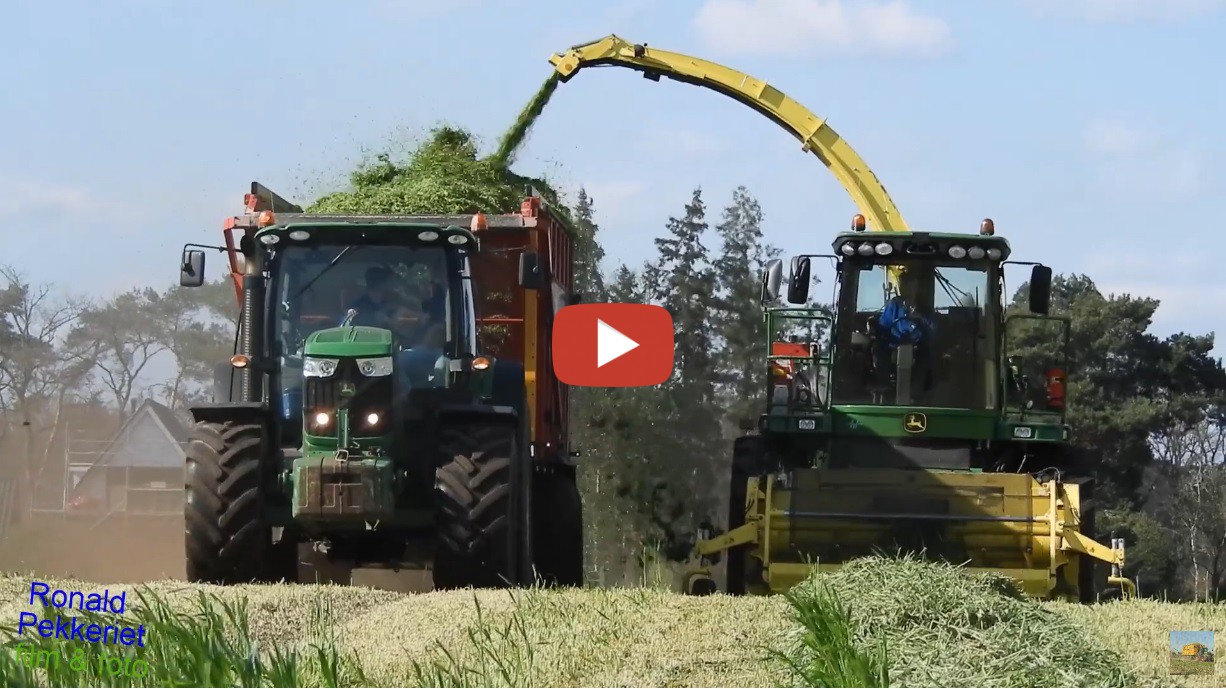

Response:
(832, 260), (996, 409)
(268, 241), (468, 428)
(272, 243), (455, 354)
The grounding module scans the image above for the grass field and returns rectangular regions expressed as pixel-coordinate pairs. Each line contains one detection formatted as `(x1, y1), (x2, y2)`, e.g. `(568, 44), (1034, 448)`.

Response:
(1171, 658), (1216, 677)
(1, 557), (1224, 687)
(1, 522), (1222, 687)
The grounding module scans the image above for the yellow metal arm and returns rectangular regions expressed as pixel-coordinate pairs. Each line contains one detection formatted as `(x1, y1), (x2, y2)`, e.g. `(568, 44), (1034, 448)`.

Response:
(550, 35), (910, 233)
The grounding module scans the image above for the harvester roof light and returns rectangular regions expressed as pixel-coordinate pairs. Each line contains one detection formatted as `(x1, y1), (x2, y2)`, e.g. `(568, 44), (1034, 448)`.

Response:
(313, 411), (330, 427)
(471, 356), (492, 371)
(447, 234), (469, 245)
(856, 243), (874, 256)
(839, 243), (856, 256)
(968, 246), (986, 260)
(986, 247), (1002, 260)
(471, 212), (488, 231)
(874, 242), (893, 256)
(257, 210), (276, 227)
(948, 245), (967, 259)
(288, 230), (311, 241)
(417, 230), (439, 241)
(980, 218), (995, 236)
(851, 214), (867, 232)
(230, 354), (250, 368)
(259, 233), (280, 246)
(366, 412), (380, 426)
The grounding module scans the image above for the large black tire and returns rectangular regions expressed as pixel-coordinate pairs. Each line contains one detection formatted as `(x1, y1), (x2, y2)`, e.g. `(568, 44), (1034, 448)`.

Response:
(725, 436), (760, 595)
(433, 421), (526, 589)
(1076, 478), (1107, 603)
(532, 470), (584, 587)
(185, 420), (289, 584)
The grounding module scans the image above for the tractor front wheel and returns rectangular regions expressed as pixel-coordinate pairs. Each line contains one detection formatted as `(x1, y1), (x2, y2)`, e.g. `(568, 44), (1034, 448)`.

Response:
(433, 421), (527, 589)
(185, 420), (290, 584)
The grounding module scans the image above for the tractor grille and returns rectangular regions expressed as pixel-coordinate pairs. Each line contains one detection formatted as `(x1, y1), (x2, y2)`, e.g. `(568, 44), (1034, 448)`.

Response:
(303, 358), (393, 423)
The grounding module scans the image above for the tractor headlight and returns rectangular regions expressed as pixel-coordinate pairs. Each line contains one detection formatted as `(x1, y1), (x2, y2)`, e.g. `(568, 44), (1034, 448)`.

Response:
(986, 247), (1002, 260)
(303, 356), (338, 378)
(856, 243), (874, 256)
(357, 356), (393, 377)
(968, 246), (986, 260)
(947, 245), (967, 259)
(874, 242), (893, 256)
(839, 243), (856, 256)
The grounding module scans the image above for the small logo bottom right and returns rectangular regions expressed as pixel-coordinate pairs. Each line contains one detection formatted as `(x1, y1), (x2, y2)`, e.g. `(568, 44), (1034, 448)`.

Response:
(1170, 630), (1215, 676)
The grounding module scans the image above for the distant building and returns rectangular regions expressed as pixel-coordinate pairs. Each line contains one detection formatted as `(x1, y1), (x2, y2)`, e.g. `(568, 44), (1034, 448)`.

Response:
(67, 400), (187, 517)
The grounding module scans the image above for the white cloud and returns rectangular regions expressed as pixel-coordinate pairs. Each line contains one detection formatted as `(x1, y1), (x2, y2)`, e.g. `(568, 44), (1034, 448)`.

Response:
(1022, 0), (1225, 22)
(692, 0), (953, 58)
(1081, 118), (1212, 201)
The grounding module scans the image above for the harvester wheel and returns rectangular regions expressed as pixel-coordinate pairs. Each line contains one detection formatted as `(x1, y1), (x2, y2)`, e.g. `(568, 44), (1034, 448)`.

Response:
(433, 420), (526, 589)
(725, 436), (761, 595)
(185, 420), (284, 584)
(1076, 482), (1107, 603)
(532, 470), (584, 587)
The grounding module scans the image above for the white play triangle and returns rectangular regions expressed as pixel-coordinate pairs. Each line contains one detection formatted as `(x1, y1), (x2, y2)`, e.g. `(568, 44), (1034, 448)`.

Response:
(596, 318), (640, 368)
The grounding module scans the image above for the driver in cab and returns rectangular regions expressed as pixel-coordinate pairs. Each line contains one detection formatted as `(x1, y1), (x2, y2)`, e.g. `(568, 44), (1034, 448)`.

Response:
(872, 267), (937, 394)
(343, 266), (446, 388)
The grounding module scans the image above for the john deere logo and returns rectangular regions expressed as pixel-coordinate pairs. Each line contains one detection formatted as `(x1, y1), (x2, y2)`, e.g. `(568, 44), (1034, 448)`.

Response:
(339, 381), (356, 397)
(903, 412), (927, 433)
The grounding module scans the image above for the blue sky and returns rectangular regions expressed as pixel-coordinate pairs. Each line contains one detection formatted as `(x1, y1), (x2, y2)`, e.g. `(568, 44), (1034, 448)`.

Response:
(1171, 629), (1215, 652)
(1, 0), (1222, 355)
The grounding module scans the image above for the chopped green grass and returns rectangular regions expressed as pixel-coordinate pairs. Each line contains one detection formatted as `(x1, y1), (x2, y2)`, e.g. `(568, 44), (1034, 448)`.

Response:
(800, 555), (1137, 687)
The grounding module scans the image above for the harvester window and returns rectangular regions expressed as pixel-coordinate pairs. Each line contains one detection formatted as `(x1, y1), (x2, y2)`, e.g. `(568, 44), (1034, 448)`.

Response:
(854, 265), (891, 312)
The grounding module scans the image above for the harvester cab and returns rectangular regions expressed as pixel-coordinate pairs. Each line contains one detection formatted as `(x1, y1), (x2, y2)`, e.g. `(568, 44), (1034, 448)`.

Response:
(176, 183), (583, 590)
(685, 217), (1136, 602)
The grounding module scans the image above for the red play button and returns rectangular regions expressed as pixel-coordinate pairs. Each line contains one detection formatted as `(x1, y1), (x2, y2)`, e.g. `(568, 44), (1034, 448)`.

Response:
(552, 303), (673, 387)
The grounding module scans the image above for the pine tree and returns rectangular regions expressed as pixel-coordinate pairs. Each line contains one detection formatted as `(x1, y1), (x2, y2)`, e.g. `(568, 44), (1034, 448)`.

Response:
(646, 187), (725, 532)
(572, 188), (607, 302)
(712, 186), (779, 424)
(652, 188), (718, 400)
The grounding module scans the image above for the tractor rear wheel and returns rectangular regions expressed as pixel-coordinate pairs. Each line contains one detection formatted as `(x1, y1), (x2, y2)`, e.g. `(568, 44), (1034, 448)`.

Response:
(532, 470), (584, 587)
(185, 420), (289, 584)
(433, 420), (527, 589)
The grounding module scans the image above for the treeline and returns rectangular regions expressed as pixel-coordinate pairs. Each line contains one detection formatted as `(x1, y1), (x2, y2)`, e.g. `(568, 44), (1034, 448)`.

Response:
(3, 186), (1225, 600)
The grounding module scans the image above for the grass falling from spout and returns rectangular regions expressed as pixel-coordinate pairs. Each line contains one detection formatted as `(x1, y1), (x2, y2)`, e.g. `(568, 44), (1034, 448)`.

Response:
(490, 73), (561, 171)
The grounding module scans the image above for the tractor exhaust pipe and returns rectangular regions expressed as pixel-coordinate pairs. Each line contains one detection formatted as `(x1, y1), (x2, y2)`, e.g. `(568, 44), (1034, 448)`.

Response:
(240, 271), (266, 403)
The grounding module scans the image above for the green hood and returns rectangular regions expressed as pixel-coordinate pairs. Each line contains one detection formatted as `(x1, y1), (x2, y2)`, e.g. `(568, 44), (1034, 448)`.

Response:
(304, 326), (394, 357)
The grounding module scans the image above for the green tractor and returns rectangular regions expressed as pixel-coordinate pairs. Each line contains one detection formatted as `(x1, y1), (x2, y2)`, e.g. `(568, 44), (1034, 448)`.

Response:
(685, 217), (1134, 601)
(177, 183), (583, 589)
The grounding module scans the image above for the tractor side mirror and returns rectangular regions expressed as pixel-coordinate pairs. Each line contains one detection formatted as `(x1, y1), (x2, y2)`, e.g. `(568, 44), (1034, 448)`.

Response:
(518, 252), (543, 290)
(787, 256), (811, 304)
(761, 259), (783, 304)
(1029, 265), (1053, 315)
(180, 249), (205, 287)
